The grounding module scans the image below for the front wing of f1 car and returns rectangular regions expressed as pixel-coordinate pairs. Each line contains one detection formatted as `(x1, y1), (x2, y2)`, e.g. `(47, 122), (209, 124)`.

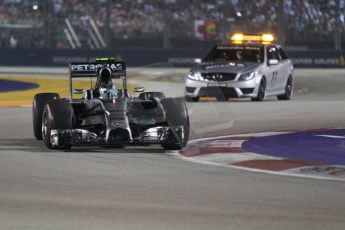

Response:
(50, 97), (185, 146)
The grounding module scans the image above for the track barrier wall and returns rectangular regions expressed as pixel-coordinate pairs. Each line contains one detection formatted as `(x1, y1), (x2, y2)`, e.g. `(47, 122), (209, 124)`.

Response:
(0, 48), (344, 68)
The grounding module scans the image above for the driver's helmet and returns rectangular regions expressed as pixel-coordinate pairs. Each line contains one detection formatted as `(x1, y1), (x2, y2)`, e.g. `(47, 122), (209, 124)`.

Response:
(98, 68), (118, 100)
(236, 50), (243, 61)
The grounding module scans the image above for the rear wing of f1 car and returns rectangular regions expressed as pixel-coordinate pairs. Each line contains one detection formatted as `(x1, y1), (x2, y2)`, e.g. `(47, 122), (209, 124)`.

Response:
(69, 59), (126, 78)
(68, 58), (128, 98)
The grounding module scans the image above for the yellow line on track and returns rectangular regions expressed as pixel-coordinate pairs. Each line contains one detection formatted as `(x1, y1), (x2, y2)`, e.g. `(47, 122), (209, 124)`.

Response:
(0, 76), (139, 107)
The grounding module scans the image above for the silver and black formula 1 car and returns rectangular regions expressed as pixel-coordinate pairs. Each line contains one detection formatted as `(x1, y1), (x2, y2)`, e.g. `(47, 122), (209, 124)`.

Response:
(32, 58), (189, 150)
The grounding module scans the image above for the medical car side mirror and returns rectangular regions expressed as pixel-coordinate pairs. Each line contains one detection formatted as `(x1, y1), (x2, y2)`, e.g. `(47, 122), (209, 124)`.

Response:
(268, 59), (279, 65)
(194, 58), (202, 63)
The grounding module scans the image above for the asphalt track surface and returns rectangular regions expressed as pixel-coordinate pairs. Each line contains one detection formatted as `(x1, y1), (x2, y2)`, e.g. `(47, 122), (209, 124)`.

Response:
(0, 68), (345, 230)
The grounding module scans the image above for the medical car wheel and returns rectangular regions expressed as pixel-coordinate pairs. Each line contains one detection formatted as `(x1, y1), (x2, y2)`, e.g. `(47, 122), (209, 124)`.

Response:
(252, 78), (266, 101)
(216, 95), (228, 101)
(277, 76), (293, 100)
(42, 99), (74, 150)
(33, 93), (60, 140)
(161, 98), (189, 150)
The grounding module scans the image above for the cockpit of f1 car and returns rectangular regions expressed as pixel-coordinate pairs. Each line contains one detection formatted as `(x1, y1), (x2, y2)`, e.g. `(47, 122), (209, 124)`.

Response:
(32, 58), (189, 150)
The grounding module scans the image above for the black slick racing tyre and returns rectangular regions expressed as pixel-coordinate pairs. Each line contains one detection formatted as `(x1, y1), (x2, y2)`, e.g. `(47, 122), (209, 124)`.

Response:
(185, 96), (199, 102)
(33, 93), (60, 140)
(161, 98), (189, 150)
(251, 78), (266, 102)
(42, 99), (74, 150)
(277, 76), (293, 100)
(139, 92), (165, 101)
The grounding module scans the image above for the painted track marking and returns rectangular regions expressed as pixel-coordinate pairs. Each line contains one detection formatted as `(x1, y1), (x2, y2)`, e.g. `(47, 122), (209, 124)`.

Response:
(168, 131), (345, 182)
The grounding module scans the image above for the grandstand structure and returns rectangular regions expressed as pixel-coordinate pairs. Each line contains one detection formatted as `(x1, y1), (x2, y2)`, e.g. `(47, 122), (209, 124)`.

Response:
(0, 0), (343, 50)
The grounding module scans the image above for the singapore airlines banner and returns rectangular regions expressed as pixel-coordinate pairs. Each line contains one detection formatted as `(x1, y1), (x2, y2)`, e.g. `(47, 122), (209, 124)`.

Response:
(289, 50), (345, 67)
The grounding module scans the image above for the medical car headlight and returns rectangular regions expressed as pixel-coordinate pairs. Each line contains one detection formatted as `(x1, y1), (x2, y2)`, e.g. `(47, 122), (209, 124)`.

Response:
(187, 71), (203, 81)
(239, 72), (255, 81)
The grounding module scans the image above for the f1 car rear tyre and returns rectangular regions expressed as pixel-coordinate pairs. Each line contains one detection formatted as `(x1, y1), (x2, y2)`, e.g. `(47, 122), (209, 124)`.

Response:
(161, 98), (189, 150)
(42, 99), (74, 150)
(251, 78), (266, 102)
(277, 76), (293, 100)
(185, 96), (199, 102)
(139, 92), (165, 101)
(33, 93), (60, 140)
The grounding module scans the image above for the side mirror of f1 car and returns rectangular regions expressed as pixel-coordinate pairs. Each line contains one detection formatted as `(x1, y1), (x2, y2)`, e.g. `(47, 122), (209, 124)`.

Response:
(133, 87), (145, 93)
(268, 59), (279, 65)
(73, 89), (84, 94)
(74, 89), (93, 99)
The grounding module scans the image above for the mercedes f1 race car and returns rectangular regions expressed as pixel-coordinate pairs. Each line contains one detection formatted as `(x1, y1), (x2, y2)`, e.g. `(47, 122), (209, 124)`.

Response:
(33, 58), (189, 150)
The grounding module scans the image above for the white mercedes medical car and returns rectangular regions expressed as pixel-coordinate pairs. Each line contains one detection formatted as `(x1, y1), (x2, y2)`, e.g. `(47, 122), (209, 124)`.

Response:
(185, 34), (294, 102)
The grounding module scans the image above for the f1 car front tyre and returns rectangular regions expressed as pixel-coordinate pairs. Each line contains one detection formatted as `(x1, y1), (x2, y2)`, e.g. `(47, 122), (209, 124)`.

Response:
(277, 76), (293, 100)
(33, 93), (60, 140)
(42, 99), (74, 150)
(161, 98), (189, 150)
